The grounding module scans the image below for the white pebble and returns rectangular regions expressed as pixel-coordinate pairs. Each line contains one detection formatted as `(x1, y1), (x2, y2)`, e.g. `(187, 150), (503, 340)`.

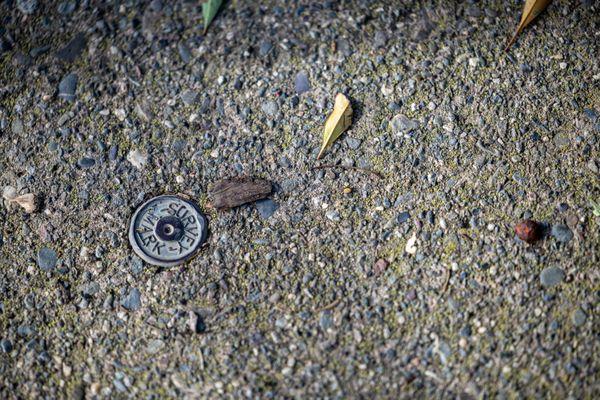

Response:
(127, 150), (147, 170)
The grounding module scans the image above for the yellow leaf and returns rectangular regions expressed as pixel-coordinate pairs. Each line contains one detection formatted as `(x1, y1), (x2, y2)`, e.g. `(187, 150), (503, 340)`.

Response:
(505, 0), (552, 51)
(317, 93), (352, 159)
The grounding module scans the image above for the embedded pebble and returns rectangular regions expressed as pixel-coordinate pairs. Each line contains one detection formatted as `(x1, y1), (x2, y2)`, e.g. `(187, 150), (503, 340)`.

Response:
(255, 199), (278, 219)
(551, 224), (573, 243)
(120, 288), (142, 311)
(127, 150), (148, 170)
(540, 267), (565, 288)
(58, 73), (78, 102)
(295, 71), (310, 94)
(37, 248), (57, 272)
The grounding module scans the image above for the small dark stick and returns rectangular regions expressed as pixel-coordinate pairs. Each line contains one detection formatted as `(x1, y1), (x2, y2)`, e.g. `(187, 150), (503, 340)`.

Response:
(209, 176), (272, 209)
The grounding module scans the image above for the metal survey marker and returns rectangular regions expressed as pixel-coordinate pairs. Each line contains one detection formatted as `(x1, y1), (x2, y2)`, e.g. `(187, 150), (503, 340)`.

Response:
(129, 195), (208, 267)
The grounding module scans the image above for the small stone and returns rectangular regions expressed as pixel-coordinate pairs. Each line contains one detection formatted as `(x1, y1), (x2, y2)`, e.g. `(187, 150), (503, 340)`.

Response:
(295, 72), (310, 95)
(130, 256), (144, 275)
(113, 380), (127, 393)
(319, 310), (333, 330)
(178, 42), (191, 63)
(30, 45), (50, 58)
(57, 1), (77, 15)
(55, 33), (86, 62)
(188, 311), (206, 333)
(135, 103), (153, 122)
(373, 30), (387, 48)
(551, 224), (573, 243)
(436, 340), (451, 365)
(120, 288), (142, 311)
(113, 109), (126, 121)
(77, 157), (96, 169)
(346, 137), (361, 150)
(11, 119), (23, 135)
(181, 90), (198, 106)
(127, 150), (147, 170)
(540, 267), (565, 288)
(373, 259), (389, 276)
(17, 0), (37, 14)
(405, 233), (417, 255)
(572, 308), (587, 327)
(146, 339), (165, 354)
(37, 248), (57, 272)
(149, 0), (163, 12)
(108, 145), (118, 161)
(326, 209), (341, 222)
(583, 108), (598, 123)
(261, 101), (279, 117)
(391, 114), (418, 133)
(259, 40), (273, 57)
(468, 57), (482, 67)
(233, 76), (243, 90)
(58, 73), (78, 102)
(0, 339), (12, 353)
(255, 199), (278, 219)
(0, 38), (12, 54)
(398, 212), (410, 223)
(381, 84), (394, 97)
(81, 282), (100, 297)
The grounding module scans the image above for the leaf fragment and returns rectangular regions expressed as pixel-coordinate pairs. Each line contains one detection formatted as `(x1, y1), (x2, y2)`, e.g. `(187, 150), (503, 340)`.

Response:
(317, 93), (353, 160)
(505, 0), (552, 51)
(9, 193), (38, 213)
(210, 176), (272, 210)
(202, 0), (223, 35)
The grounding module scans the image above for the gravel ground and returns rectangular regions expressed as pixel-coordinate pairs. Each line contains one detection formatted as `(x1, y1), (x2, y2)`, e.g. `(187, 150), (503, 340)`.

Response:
(1, 0), (599, 398)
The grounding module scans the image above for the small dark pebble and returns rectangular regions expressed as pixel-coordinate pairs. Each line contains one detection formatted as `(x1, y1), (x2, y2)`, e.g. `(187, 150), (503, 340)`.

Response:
(108, 145), (118, 161)
(37, 248), (57, 271)
(255, 199), (278, 219)
(178, 42), (191, 63)
(58, 73), (78, 102)
(0, 339), (12, 353)
(259, 40), (272, 57)
(77, 157), (95, 169)
(398, 212), (410, 224)
(55, 32), (86, 62)
(372, 259), (389, 276)
(120, 288), (142, 311)
(295, 71), (310, 95)
(540, 267), (565, 288)
(189, 311), (206, 333)
(551, 224), (573, 243)
(130, 256), (144, 275)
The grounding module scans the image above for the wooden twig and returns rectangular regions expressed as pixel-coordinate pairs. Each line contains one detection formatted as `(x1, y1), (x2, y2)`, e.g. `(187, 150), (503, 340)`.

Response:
(440, 268), (451, 295)
(314, 298), (341, 313)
